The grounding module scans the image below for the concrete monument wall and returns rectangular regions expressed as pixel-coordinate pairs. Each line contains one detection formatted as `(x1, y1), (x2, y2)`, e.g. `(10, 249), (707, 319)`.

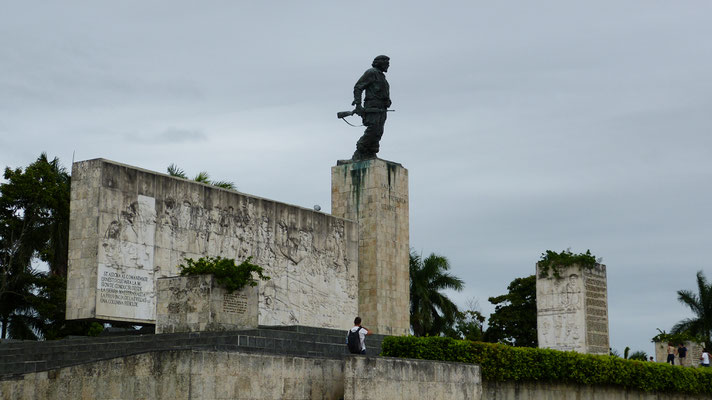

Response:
(536, 263), (610, 354)
(66, 159), (358, 329)
(0, 352), (483, 400)
(343, 356), (481, 400)
(155, 275), (259, 334)
(331, 158), (410, 335)
(4, 350), (709, 400)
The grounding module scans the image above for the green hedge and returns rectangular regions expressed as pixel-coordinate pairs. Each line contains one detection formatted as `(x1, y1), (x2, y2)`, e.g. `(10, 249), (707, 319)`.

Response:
(380, 336), (712, 395)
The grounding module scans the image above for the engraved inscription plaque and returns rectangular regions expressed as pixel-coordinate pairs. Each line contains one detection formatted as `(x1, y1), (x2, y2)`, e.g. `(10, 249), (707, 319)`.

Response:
(223, 293), (249, 314)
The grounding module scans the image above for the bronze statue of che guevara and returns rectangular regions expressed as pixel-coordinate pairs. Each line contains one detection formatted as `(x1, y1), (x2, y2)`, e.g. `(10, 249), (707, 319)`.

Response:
(350, 55), (391, 161)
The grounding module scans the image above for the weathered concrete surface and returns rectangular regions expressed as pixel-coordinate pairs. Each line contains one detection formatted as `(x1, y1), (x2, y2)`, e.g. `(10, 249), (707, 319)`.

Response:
(344, 356), (481, 400)
(66, 159), (358, 329)
(0, 350), (345, 400)
(3, 349), (708, 400)
(0, 352), (481, 400)
(331, 159), (409, 335)
(536, 263), (609, 355)
(155, 275), (258, 334)
(483, 381), (711, 400)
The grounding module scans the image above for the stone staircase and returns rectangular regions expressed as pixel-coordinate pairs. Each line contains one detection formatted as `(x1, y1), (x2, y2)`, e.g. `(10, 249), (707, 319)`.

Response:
(0, 326), (387, 380)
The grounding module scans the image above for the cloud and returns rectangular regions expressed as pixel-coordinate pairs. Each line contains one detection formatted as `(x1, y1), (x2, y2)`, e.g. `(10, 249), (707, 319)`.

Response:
(125, 127), (208, 144)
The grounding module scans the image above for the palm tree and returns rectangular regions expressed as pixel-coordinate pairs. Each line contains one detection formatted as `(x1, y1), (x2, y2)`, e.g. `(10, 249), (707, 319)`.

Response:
(671, 270), (712, 347)
(409, 250), (464, 337)
(167, 164), (236, 190)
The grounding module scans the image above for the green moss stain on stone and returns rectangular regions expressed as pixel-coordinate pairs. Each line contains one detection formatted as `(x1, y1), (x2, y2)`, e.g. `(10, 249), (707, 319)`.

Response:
(349, 160), (371, 218)
(387, 162), (398, 192)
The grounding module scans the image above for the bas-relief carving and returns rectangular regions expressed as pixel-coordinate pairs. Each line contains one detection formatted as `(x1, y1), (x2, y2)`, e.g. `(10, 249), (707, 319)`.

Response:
(537, 272), (585, 352)
(96, 195), (156, 320)
(71, 159), (358, 329)
(152, 197), (355, 328)
(538, 264), (610, 355)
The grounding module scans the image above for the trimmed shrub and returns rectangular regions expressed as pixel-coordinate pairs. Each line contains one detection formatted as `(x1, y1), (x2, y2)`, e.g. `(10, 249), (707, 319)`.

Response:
(380, 336), (712, 395)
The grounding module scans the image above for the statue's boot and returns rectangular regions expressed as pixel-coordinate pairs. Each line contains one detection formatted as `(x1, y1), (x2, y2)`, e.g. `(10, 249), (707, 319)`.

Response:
(352, 150), (376, 161)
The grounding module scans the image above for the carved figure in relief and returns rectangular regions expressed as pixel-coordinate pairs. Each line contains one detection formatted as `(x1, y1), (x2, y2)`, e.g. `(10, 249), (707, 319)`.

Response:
(554, 315), (563, 340)
(565, 319), (579, 342)
(562, 274), (581, 311)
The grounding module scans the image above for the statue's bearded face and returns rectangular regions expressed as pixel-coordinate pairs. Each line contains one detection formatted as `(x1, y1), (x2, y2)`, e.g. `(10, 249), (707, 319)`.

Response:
(375, 59), (390, 72)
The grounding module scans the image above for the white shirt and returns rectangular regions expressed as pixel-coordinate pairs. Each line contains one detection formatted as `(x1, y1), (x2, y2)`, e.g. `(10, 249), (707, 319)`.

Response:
(348, 326), (368, 351)
(702, 352), (710, 365)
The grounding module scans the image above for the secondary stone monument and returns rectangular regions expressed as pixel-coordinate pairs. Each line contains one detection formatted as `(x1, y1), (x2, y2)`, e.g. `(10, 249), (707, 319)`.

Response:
(331, 158), (410, 335)
(654, 341), (704, 367)
(66, 159), (358, 329)
(536, 263), (610, 354)
(155, 275), (259, 333)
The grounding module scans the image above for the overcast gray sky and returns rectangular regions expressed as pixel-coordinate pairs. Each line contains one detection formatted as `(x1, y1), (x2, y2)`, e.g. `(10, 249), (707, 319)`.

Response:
(2, 1), (710, 355)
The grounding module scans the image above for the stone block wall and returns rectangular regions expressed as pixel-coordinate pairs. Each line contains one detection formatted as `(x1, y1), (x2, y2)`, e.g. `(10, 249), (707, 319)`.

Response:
(0, 350), (345, 400)
(155, 275), (259, 334)
(343, 356), (481, 400)
(654, 341), (704, 367)
(536, 263), (609, 354)
(483, 381), (710, 400)
(331, 159), (409, 335)
(66, 159), (359, 329)
(0, 352), (481, 400)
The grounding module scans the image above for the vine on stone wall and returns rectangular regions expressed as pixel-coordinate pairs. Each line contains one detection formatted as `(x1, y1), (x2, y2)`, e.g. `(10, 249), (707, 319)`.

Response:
(536, 249), (598, 279)
(178, 256), (270, 293)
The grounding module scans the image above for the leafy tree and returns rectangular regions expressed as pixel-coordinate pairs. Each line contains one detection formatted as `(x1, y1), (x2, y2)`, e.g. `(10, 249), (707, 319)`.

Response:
(409, 250), (464, 337)
(444, 306), (486, 341)
(628, 350), (648, 361)
(1, 154), (69, 338)
(484, 275), (537, 347)
(0, 154), (92, 339)
(167, 164), (236, 190)
(671, 270), (712, 348)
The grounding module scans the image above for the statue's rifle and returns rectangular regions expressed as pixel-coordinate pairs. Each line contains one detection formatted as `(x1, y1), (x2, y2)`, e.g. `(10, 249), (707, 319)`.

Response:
(337, 108), (395, 127)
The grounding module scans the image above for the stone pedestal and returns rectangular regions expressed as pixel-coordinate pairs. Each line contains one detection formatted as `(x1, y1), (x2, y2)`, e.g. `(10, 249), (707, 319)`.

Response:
(536, 264), (609, 354)
(331, 158), (409, 335)
(155, 275), (258, 333)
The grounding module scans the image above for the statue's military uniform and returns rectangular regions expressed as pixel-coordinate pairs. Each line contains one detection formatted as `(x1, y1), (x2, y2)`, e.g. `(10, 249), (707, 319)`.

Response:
(353, 62), (391, 160)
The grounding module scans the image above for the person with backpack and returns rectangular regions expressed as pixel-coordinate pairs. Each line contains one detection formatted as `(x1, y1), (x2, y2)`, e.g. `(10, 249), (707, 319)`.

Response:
(346, 316), (372, 354)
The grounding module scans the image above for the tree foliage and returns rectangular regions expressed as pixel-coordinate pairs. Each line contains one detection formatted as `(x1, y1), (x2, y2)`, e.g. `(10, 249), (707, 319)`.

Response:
(671, 270), (712, 348)
(484, 274), (537, 347)
(0, 154), (93, 339)
(537, 249), (598, 279)
(167, 164), (236, 190)
(381, 336), (712, 395)
(409, 250), (464, 337)
(444, 308), (486, 342)
(179, 256), (270, 293)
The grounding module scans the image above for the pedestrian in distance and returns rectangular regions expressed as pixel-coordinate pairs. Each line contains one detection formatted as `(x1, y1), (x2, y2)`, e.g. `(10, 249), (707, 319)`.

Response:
(677, 343), (687, 365)
(666, 342), (676, 365)
(701, 348), (710, 367)
(346, 316), (373, 355)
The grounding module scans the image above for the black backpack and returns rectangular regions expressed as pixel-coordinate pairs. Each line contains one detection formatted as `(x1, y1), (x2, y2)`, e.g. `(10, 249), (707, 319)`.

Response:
(347, 327), (362, 354)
